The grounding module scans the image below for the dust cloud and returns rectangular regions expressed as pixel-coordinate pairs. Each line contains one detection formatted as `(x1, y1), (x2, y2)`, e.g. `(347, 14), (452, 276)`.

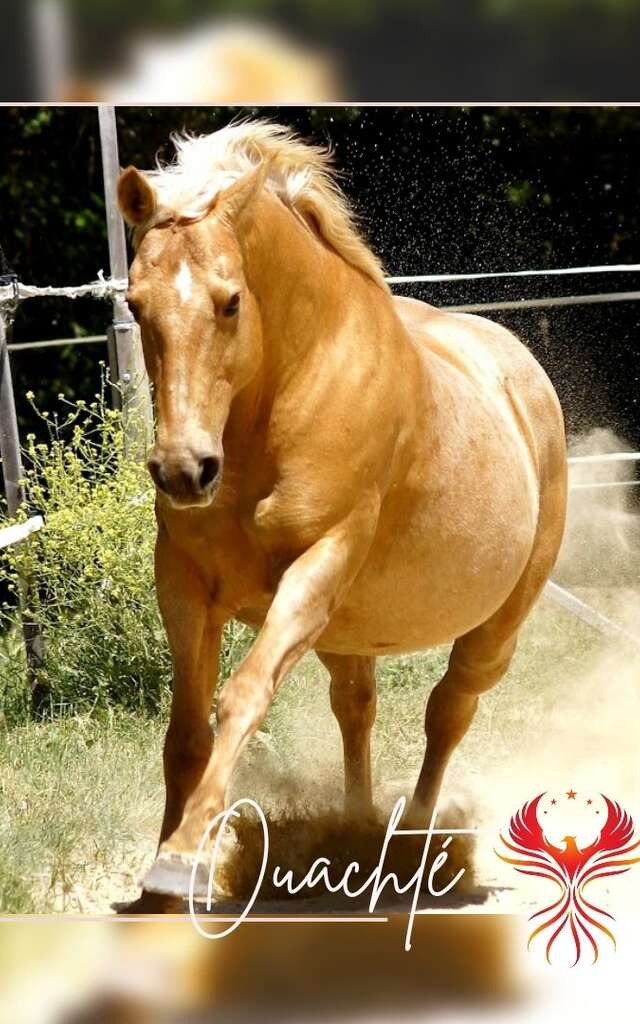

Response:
(470, 426), (640, 910)
(213, 794), (475, 909)
(556, 426), (640, 590)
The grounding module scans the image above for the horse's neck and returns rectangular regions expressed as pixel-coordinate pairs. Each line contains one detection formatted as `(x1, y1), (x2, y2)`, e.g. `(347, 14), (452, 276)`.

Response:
(240, 194), (368, 374)
(226, 195), (397, 452)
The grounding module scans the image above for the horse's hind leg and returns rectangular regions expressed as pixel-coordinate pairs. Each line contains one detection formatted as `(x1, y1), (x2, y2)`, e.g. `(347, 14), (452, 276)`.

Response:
(410, 485), (566, 823)
(409, 628), (518, 823)
(317, 653), (377, 816)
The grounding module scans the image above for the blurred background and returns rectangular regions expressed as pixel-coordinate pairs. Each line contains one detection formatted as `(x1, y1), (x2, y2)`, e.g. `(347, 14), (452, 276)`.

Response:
(0, 917), (522, 1023)
(4, 1), (640, 102)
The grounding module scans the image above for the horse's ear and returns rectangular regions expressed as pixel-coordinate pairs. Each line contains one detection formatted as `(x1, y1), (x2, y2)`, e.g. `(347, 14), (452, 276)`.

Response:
(117, 167), (157, 226)
(217, 158), (273, 224)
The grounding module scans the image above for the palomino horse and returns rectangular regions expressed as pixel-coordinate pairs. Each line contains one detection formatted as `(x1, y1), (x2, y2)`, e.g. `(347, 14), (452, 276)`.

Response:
(117, 122), (567, 907)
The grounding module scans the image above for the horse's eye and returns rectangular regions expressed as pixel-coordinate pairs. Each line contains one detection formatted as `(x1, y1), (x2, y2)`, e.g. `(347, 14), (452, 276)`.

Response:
(222, 293), (240, 317)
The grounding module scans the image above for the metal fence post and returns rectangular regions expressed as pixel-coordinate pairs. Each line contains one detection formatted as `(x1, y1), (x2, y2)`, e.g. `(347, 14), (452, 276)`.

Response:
(0, 308), (47, 712)
(98, 106), (153, 455)
(0, 317), (26, 516)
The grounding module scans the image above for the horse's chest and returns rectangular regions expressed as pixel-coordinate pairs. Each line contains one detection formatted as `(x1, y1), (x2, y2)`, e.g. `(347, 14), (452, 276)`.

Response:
(163, 510), (278, 615)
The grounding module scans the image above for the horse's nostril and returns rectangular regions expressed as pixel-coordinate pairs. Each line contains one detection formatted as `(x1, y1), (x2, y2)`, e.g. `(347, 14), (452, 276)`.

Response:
(148, 452), (220, 499)
(148, 457), (168, 493)
(198, 456), (220, 490)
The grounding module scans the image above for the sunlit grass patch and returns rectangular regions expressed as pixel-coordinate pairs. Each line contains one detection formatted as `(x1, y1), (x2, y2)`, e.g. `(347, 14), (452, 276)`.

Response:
(0, 712), (164, 913)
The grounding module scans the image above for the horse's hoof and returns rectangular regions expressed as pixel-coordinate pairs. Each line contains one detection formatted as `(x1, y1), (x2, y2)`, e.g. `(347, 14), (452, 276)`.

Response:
(142, 852), (210, 901)
(112, 890), (185, 915)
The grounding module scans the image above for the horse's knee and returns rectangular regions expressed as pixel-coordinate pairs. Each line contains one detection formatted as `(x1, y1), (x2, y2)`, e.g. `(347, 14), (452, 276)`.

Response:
(216, 669), (272, 735)
(163, 720), (213, 783)
(328, 657), (376, 732)
(330, 681), (376, 731)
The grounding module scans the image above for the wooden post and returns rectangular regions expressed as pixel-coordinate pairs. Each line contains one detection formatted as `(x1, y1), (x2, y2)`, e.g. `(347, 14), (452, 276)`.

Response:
(0, 308), (47, 712)
(98, 106), (153, 454)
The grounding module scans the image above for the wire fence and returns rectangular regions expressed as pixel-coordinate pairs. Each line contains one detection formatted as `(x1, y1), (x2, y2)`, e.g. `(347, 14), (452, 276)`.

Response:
(6, 264), (640, 352)
(4, 267), (640, 491)
(10, 288), (640, 353)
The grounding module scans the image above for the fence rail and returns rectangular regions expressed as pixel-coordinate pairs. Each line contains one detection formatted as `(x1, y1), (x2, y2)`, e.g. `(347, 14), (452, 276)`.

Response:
(0, 515), (43, 551)
(444, 290), (640, 313)
(568, 452), (640, 464)
(8, 334), (107, 353)
(386, 263), (640, 284)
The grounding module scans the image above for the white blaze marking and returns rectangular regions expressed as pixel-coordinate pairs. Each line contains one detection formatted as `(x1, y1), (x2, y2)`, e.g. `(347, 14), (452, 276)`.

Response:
(175, 261), (192, 303)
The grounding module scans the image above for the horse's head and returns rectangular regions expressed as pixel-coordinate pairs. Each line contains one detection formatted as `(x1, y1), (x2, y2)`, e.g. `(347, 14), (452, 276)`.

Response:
(118, 163), (267, 508)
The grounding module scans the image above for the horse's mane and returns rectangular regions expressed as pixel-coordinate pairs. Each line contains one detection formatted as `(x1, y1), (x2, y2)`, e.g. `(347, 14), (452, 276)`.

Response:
(137, 120), (389, 292)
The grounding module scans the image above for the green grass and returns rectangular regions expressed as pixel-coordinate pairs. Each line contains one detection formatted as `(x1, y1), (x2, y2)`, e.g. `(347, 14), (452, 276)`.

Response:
(0, 712), (164, 913)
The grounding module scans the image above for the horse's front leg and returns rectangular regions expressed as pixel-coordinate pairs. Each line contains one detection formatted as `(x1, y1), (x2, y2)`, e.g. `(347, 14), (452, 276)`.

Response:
(317, 653), (377, 817)
(143, 494), (379, 899)
(156, 531), (226, 847)
(126, 526), (225, 912)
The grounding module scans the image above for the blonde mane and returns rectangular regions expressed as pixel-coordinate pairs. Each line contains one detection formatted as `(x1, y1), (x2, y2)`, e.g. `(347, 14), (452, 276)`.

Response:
(138, 120), (389, 291)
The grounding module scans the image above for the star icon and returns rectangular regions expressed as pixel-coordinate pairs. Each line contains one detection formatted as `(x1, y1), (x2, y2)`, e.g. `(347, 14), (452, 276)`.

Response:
(567, 789), (577, 800)
(586, 799), (593, 806)
(550, 798), (557, 805)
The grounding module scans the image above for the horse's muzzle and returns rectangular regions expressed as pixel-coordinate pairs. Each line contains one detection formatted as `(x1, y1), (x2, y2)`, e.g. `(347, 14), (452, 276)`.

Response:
(148, 447), (222, 507)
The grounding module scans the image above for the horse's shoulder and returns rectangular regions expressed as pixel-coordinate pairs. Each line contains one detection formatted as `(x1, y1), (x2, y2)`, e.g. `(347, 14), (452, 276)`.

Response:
(393, 297), (509, 362)
(393, 296), (500, 382)
(395, 297), (545, 380)
(392, 295), (444, 328)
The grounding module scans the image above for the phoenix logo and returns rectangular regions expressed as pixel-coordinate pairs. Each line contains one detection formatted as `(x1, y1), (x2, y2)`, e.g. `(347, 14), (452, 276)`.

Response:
(496, 791), (640, 965)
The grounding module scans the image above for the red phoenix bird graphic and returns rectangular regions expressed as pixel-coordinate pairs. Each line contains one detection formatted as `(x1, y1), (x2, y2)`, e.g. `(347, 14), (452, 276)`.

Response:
(496, 793), (640, 965)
